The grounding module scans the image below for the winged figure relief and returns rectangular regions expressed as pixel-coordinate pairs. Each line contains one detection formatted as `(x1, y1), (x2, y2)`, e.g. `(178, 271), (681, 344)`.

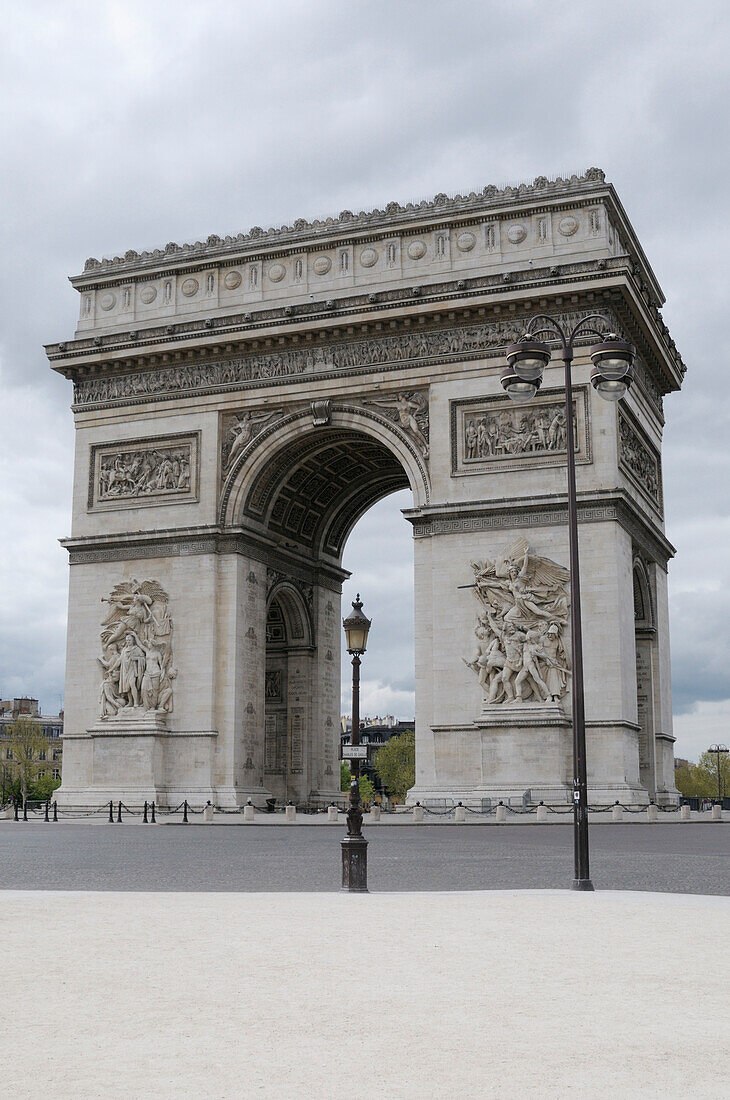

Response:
(462, 539), (571, 706)
(98, 579), (176, 718)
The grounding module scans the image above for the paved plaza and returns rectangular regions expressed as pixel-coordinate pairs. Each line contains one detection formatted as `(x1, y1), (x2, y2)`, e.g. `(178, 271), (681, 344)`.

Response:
(0, 821), (727, 894)
(1, 888), (728, 1098)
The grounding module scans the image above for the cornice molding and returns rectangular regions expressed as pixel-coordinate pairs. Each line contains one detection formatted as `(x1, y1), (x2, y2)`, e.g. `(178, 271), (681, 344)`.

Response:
(61, 524), (349, 588)
(75, 169), (610, 281)
(403, 489), (675, 565)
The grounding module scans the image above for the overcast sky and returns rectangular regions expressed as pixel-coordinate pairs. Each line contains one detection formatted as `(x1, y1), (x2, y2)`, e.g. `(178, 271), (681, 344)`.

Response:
(1, 0), (728, 762)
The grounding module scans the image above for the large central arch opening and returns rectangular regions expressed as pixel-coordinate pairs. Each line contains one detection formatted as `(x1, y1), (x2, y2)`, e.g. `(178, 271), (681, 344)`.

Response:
(242, 427), (411, 561)
(233, 414), (422, 805)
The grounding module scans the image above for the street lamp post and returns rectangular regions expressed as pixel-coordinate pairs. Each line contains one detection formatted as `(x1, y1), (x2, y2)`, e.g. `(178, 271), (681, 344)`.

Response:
(341, 594), (372, 892)
(707, 744), (728, 804)
(502, 317), (635, 891)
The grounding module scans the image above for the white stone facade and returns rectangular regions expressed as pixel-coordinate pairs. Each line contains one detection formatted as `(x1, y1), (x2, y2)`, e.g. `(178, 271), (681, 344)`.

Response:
(48, 169), (684, 807)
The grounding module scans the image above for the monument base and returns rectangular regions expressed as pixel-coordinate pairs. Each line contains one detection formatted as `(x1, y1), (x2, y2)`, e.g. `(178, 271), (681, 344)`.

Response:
(55, 714), (218, 810)
(409, 705), (652, 808)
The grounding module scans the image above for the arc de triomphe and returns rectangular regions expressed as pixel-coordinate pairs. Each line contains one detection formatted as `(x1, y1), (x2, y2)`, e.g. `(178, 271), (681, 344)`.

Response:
(48, 169), (683, 808)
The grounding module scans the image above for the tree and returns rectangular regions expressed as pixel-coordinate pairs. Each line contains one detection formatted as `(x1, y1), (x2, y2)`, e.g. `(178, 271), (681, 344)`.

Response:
(675, 752), (730, 800)
(374, 730), (415, 801)
(340, 762), (375, 805)
(6, 718), (48, 802)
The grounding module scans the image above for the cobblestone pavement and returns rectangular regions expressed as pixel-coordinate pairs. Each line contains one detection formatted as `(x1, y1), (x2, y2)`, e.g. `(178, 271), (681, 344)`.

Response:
(0, 822), (727, 893)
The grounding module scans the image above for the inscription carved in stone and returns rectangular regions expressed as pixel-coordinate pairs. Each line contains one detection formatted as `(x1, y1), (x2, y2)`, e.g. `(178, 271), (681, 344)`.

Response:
(97, 580), (175, 718)
(618, 408), (662, 510)
(89, 435), (198, 510)
(462, 538), (571, 705)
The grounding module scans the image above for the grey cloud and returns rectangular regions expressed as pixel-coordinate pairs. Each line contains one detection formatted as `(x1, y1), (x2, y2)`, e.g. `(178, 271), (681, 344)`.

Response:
(1, 1), (728, 758)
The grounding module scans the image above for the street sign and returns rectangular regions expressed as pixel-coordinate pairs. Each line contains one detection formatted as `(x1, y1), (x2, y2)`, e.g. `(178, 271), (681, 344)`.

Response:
(343, 745), (368, 759)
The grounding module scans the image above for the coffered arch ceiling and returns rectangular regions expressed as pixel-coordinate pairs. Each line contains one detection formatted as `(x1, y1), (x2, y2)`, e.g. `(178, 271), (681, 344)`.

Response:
(241, 428), (410, 561)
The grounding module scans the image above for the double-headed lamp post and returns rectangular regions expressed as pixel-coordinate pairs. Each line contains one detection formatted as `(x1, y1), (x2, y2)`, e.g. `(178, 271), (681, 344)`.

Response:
(502, 316), (635, 891)
(341, 594), (372, 892)
(707, 744), (728, 804)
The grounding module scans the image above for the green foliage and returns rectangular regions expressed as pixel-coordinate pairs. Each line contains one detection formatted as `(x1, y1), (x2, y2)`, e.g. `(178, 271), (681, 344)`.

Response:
(675, 751), (730, 800)
(340, 762), (375, 804)
(374, 730), (415, 801)
(6, 718), (49, 801)
(34, 775), (62, 802)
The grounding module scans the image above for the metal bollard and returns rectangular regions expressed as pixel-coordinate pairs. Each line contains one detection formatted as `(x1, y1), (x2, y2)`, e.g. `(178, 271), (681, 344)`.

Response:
(712, 803), (722, 822)
(327, 803), (339, 823)
(143, 801), (148, 824)
(44, 800), (50, 823)
(369, 804), (381, 823)
(412, 802), (424, 823)
(108, 800), (114, 824)
(53, 801), (58, 822)
(495, 801), (507, 824)
(647, 801), (658, 822)
(612, 802), (623, 822)
(454, 802), (466, 823)
(23, 801), (28, 822)
(182, 800), (189, 824)
(151, 801), (156, 823)
(680, 803), (691, 821)
(285, 802), (296, 822)
(536, 802), (548, 823)
(117, 801), (123, 824)
(243, 799), (255, 822)
(14, 801), (19, 822)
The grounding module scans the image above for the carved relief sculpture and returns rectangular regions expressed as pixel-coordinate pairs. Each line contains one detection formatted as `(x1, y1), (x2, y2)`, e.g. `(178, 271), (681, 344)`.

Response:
(462, 538), (571, 705)
(452, 389), (589, 475)
(618, 408), (662, 510)
(221, 409), (284, 473)
(98, 445), (191, 500)
(365, 391), (429, 457)
(97, 580), (176, 718)
(464, 404), (574, 460)
(89, 434), (198, 510)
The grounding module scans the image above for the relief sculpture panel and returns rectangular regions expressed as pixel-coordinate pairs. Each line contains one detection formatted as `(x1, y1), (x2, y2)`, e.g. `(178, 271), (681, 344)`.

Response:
(462, 538), (571, 705)
(97, 580), (175, 719)
(451, 388), (590, 475)
(618, 407), (662, 512)
(89, 433), (199, 510)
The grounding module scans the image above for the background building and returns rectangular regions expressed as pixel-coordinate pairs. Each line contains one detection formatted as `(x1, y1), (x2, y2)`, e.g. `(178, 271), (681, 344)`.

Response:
(0, 698), (64, 790)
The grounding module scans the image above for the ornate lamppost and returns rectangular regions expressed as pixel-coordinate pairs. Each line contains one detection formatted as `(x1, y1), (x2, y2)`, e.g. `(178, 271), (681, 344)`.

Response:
(341, 594), (372, 892)
(501, 317), (635, 890)
(707, 744), (728, 804)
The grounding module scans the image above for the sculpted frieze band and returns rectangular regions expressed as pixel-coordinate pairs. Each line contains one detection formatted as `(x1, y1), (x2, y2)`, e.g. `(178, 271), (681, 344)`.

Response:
(72, 309), (624, 409)
(462, 539), (571, 705)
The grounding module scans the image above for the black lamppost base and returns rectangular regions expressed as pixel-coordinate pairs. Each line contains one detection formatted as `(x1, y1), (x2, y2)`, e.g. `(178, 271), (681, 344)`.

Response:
(571, 878), (595, 892)
(341, 835), (368, 892)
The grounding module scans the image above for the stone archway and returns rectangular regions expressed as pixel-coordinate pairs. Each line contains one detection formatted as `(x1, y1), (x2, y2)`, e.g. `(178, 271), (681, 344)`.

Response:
(217, 409), (421, 806)
(50, 171), (683, 808)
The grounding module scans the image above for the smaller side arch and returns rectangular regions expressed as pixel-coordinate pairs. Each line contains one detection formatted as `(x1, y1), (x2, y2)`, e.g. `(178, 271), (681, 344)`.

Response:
(632, 557), (654, 630)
